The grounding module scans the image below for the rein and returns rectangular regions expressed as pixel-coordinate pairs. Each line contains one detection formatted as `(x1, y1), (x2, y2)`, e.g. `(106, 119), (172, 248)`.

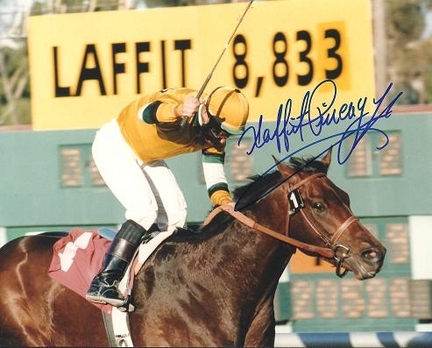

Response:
(206, 204), (335, 259)
(204, 171), (359, 276)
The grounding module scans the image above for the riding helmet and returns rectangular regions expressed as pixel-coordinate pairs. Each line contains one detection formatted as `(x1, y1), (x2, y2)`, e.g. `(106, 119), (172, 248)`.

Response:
(206, 86), (249, 135)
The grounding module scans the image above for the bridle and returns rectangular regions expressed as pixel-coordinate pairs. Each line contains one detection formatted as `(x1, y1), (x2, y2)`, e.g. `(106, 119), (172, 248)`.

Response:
(287, 172), (357, 277)
(204, 172), (357, 278)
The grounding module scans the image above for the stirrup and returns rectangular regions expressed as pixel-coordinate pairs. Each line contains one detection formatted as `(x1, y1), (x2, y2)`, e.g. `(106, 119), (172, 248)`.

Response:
(86, 292), (135, 312)
(118, 295), (135, 312)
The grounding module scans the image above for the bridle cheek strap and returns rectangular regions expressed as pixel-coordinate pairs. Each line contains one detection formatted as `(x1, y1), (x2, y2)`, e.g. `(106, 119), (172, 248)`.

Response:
(299, 206), (359, 249)
(205, 204), (335, 259)
(299, 208), (332, 246)
(298, 207), (358, 262)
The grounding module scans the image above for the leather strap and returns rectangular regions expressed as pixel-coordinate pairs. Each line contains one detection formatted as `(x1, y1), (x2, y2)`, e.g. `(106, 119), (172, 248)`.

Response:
(331, 215), (358, 244)
(205, 204), (335, 259)
(289, 172), (326, 191)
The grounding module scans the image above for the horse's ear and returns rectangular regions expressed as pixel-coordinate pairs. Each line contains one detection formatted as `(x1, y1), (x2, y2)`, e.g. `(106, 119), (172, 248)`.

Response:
(272, 155), (295, 176)
(321, 148), (332, 172)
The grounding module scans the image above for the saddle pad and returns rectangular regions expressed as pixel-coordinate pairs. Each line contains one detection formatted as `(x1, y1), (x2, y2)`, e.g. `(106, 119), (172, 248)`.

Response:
(48, 228), (113, 313)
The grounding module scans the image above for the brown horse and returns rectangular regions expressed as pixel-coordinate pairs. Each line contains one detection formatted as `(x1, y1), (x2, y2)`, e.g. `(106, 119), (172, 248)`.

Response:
(0, 151), (385, 347)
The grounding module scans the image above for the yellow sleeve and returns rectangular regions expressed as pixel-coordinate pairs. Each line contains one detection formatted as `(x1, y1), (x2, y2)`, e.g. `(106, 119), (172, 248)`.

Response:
(155, 103), (179, 123)
(154, 88), (197, 123)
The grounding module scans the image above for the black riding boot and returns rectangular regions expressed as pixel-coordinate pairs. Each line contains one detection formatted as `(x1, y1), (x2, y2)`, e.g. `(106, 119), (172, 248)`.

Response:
(86, 219), (147, 307)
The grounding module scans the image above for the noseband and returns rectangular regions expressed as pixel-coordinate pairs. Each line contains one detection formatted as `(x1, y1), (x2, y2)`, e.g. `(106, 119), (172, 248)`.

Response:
(205, 172), (357, 278)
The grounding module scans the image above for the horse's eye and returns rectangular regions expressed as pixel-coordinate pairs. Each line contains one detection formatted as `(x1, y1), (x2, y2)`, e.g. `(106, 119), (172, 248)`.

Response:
(313, 202), (325, 212)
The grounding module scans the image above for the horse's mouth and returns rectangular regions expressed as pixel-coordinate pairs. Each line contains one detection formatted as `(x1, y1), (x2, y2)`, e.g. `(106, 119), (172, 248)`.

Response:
(342, 259), (382, 280)
(354, 267), (379, 280)
(326, 244), (386, 280)
(323, 256), (382, 280)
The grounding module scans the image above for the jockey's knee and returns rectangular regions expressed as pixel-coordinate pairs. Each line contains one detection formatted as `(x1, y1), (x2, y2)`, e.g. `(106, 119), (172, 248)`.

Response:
(167, 207), (188, 229)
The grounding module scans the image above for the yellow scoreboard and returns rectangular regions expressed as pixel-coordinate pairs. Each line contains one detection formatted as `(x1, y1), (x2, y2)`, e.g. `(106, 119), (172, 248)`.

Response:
(28, 0), (375, 130)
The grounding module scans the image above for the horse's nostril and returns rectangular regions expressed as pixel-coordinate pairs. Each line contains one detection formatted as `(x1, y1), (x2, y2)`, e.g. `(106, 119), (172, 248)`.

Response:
(362, 248), (382, 263)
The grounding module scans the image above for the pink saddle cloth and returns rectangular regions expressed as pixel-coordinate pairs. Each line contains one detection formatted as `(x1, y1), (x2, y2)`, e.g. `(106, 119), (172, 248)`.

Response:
(48, 228), (113, 313)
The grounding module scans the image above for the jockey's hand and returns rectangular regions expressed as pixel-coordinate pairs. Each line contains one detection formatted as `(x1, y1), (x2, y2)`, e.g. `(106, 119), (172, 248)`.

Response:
(220, 198), (234, 206)
(181, 96), (202, 117)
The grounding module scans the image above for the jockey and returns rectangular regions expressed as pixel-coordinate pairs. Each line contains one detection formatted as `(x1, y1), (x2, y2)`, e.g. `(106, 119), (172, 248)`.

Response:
(86, 86), (249, 307)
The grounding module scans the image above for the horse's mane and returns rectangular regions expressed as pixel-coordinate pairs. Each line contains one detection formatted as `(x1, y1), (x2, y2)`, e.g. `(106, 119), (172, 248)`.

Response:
(233, 155), (326, 207)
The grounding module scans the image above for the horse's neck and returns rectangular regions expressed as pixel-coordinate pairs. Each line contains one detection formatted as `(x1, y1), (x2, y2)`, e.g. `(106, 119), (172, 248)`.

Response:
(198, 222), (292, 297)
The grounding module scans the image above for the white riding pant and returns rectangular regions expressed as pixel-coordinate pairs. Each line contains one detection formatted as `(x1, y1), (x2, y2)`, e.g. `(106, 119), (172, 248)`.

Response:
(92, 119), (187, 233)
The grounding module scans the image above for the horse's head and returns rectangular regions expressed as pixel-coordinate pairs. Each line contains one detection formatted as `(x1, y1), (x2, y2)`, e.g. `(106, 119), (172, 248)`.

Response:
(272, 150), (386, 280)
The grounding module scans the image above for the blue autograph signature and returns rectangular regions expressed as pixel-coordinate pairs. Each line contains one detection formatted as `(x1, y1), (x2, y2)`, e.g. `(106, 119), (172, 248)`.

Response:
(235, 79), (403, 210)
(239, 79), (403, 164)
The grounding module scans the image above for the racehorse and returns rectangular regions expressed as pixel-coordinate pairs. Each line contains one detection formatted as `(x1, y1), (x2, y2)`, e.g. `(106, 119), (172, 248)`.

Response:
(0, 150), (385, 347)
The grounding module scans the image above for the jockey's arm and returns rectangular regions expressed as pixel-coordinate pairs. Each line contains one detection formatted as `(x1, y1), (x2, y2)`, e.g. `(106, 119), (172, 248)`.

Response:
(139, 94), (200, 124)
(202, 149), (233, 207)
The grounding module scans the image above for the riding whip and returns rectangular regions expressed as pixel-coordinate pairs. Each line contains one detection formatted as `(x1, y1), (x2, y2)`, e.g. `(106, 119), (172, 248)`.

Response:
(196, 0), (254, 99)
(181, 0), (254, 125)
